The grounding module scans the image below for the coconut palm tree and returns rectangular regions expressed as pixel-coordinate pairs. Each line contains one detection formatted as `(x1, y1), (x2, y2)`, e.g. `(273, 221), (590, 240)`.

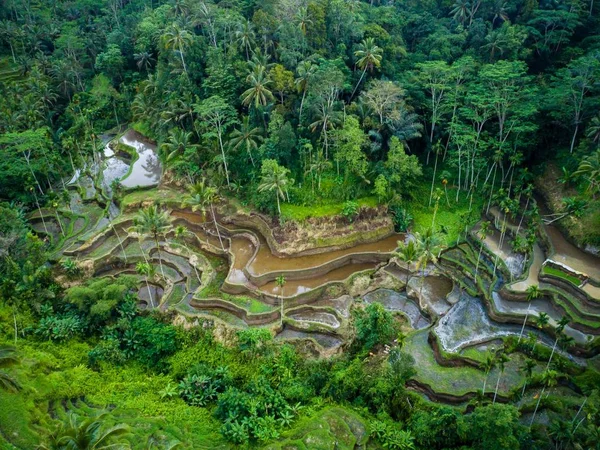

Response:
(413, 228), (445, 300)
(530, 370), (559, 426)
(395, 239), (421, 285)
(351, 38), (383, 99)
(136, 261), (156, 308)
(519, 284), (541, 343)
(0, 345), (19, 391)
(493, 351), (510, 404)
(241, 66), (274, 108)
(519, 358), (536, 403)
(481, 351), (496, 396)
(295, 60), (317, 119)
(258, 161), (292, 217)
(228, 116), (263, 167)
(276, 275), (286, 328)
(134, 205), (172, 280)
(546, 316), (570, 370)
(160, 128), (197, 172)
(161, 23), (193, 75)
(475, 221), (490, 277)
(235, 20), (255, 60)
(450, 0), (470, 25)
(182, 179), (224, 250)
(39, 411), (129, 450)
(134, 51), (155, 72)
(174, 224), (201, 282)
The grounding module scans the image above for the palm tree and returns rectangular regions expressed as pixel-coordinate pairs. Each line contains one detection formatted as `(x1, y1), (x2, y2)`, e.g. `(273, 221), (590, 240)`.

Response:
(228, 116), (263, 167)
(241, 66), (274, 108)
(351, 38), (383, 99)
(309, 101), (342, 160)
(235, 20), (255, 60)
(475, 221), (490, 277)
(493, 351), (510, 404)
(413, 228), (445, 301)
(182, 179), (224, 250)
(136, 261), (156, 308)
(134, 51), (155, 72)
(0, 345), (19, 391)
(258, 162), (292, 217)
(546, 316), (570, 370)
(573, 149), (600, 198)
(174, 225), (201, 282)
(276, 275), (286, 328)
(450, 0), (470, 26)
(40, 411), (129, 450)
(481, 351), (496, 396)
(530, 370), (559, 426)
(519, 358), (536, 403)
(395, 239), (421, 285)
(295, 60), (317, 119)
(536, 311), (549, 330)
(161, 23), (193, 75)
(519, 285), (541, 343)
(306, 151), (332, 193)
(134, 205), (172, 280)
(160, 128), (198, 182)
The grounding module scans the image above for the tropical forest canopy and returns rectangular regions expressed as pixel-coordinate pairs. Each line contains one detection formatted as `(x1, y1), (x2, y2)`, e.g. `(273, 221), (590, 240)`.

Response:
(1, 0), (600, 448)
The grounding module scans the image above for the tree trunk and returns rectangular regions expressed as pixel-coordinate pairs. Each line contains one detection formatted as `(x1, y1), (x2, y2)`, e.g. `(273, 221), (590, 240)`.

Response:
(428, 148), (439, 207)
(179, 43), (188, 75)
(350, 66), (367, 100)
(493, 371), (502, 404)
(113, 222), (128, 262)
(530, 386), (546, 426)
(299, 88), (307, 120)
(145, 276), (154, 308)
(155, 236), (166, 279)
(569, 123), (579, 154)
(546, 339), (558, 370)
(518, 305), (530, 343)
(217, 129), (230, 186)
(210, 203), (224, 250)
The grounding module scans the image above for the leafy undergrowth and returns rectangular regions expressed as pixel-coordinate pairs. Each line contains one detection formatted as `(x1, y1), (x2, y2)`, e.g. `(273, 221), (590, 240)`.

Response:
(404, 181), (485, 247)
(120, 188), (183, 209)
(281, 196), (378, 222)
(541, 265), (582, 286)
(0, 339), (227, 449)
(535, 162), (600, 248)
(264, 407), (369, 450)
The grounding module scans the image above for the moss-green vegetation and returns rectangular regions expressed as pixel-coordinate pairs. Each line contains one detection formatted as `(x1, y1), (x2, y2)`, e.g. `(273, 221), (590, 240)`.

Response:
(541, 265), (582, 287)
(281, 196), (378, 222)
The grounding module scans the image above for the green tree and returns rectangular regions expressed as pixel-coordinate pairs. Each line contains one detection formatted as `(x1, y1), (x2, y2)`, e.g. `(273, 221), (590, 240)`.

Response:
(464, 404), (526, 450)
(136, 261), (156, 308)
(258, 159), (293, 217)
(295, 60), (317, 119)
(161, 23), (193, 75)
(395, 239), (421, 284)
(351, 38), (383, 99)
(530, 370), (559, 426)
(331, 116), (369, 184)
(174, 225), (201, 282)
(182, 178), (224, 250)
(519, 284), (541, 342)
(354, 303), (396, 353)
(195, 96), (238, 187)
(228, 116), (263, 167)
(384, 137), (423, 196)
(241, 65), (274, 108)
(276, 275), (286, 328)
(134, 205), (172, 280)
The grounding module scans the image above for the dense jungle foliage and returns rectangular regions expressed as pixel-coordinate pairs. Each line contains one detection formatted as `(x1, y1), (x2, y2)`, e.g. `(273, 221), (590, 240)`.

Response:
(1, 0), (600, 448)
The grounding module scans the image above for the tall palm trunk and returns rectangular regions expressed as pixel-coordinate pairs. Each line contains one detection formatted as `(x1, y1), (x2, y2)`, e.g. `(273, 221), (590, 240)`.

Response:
(145, 275), (154, 308)
(217, 130), (230, 186)
(280, 286), (284, 328)
(493, 370), (503, 403)
(518, 304), (530, 343)
(154, 235), (166, 279)
(179, 43), (188, 75)
(33, 191), (49, 235)
(299, 88), (307, 120)
(546, 338), (558, 370)
(210, 203), (224, 250)
(530, 386), (546, 426)
(350, 66), (367, 100)
(112, 222), (127, 262)
(428, 148), (439, 206)
(475, 238), (485, 276)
